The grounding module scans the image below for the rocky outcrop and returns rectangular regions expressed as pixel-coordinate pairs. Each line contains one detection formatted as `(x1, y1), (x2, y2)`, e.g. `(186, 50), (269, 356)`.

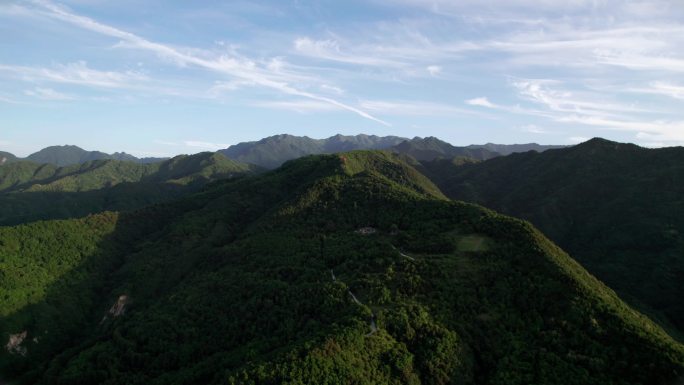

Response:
(5, 331), (27, 356)
(109, 295), (129, 317)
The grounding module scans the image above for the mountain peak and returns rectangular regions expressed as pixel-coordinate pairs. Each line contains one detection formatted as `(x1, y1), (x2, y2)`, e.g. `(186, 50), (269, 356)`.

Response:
(574, 137), (640, 152)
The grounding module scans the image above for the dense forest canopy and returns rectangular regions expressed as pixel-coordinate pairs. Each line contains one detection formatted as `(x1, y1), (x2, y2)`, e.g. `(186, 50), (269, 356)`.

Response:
(421, 138), (684, 338)
(0, 150), (682, 384)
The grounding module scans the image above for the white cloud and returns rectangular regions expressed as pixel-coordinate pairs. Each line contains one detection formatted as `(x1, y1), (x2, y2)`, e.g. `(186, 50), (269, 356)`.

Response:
(24, 87), (74, 100)
(360, 99), (489, 117)
(253, 100), (342, 113)
(426, 65), (441, 76)
(632, 81), (684, 100)
(568, 136), (590, 143)
(154, 140), (179, 146)
(28, 0), (390, 126)
(294, 37), (404, 68)
(511, 79), (654, 118)
(320, 84), (344, 95)
(208, 80), (255, 95)
(521, 124), (548, 134)
(184, 141), (231, 151)
(0, 95), (17, 104)
(465, 97), (495, 108)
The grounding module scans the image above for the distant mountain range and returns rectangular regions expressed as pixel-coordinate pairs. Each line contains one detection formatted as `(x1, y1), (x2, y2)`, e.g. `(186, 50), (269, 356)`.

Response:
(1, 135), (564, 169)
(218, 134), (408, 169)
(219, 134), (563, 168)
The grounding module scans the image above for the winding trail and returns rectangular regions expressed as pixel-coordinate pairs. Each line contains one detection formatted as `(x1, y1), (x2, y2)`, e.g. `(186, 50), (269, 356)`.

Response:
(391, 245), (415, 261)
(327, 245), (416, 337)
(331, 269), (377, 336)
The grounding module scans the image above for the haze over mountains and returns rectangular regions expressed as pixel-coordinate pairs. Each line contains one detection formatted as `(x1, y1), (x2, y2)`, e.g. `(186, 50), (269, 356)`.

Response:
(2, 134), (564, 169)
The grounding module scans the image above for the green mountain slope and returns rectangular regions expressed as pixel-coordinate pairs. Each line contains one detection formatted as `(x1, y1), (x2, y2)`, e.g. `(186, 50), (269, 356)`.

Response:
(1, 151), (682, 385)
(0, 152), (259, 225)
(422, 137), (684, 336)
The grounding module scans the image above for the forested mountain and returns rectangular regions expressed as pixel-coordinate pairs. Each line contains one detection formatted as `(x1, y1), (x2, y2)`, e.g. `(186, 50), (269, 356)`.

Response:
(0, 151), (17, 165)
(0, 152), (259, 225)
(218, 134), (408, 168)
(218, 134), (564, 169)
(16, 145), (168, 167)
(422, 137), (684, 336)
(1, 150), (682, 384)
(465, 142), (566, 156)
(391, 137), (500, 161)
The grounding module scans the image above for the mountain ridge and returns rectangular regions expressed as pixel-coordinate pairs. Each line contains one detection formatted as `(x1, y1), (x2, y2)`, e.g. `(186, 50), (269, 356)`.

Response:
(218, 133), (565, 169)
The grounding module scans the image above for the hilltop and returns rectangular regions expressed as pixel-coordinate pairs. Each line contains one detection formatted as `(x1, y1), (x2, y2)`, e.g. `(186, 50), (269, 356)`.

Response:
(0, 151), (17, 166)
(1, 145), (168, 167)
(0, 150), (682, 384)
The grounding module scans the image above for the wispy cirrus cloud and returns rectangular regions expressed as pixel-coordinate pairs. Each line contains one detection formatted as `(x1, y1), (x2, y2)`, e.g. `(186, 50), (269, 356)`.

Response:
(294, 38), (405, 68)
(465, 97), (495, 108)
(184, 141), (231, 151)
(253, 100), (342, 113)
(26, 0), (389, 126)
(630, 82), (684, 100)
(0, 95), (17, 104)
(24, 87), (74, 100)
(469, 78), (684, 142)
(154, 139), (232, 151)
(360, 99), (490, 117)
(0, 61), (147, 88)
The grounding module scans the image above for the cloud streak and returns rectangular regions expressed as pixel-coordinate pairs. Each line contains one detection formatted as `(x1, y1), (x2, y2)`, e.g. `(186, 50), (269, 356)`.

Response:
(24, 87), (74, 100)
(470, 79), (684, 143)
(0, 61), (147, 88)
(28, 0), (389, 126)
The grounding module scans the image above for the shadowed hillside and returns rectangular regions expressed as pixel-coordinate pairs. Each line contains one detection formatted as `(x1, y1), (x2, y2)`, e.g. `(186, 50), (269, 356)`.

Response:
(422, 138), (684, 336)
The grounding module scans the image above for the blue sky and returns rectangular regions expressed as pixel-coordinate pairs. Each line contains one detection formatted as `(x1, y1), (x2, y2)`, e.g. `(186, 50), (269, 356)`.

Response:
(1, 0), (683, 157)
